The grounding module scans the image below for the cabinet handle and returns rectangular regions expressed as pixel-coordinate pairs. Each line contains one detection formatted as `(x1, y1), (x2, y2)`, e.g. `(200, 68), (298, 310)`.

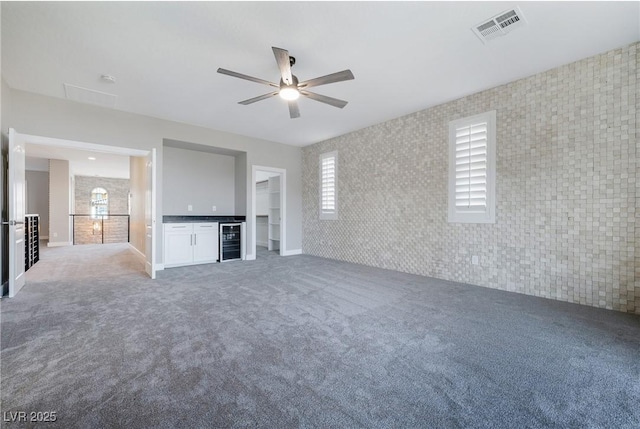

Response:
(190, 234), (193, 246)
(194, 234), (197, 245)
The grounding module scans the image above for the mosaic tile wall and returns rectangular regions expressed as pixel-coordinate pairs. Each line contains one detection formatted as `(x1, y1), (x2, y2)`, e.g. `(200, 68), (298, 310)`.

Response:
(302, 43), (639, 314)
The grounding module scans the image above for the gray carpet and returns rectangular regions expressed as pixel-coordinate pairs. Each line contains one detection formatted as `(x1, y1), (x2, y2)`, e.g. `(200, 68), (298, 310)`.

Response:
(1, 243), (639, 428)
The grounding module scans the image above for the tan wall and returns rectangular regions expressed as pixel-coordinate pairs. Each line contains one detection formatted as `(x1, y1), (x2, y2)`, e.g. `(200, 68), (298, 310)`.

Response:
(48, 159), (70, 246)
(129, 156), (146, 256)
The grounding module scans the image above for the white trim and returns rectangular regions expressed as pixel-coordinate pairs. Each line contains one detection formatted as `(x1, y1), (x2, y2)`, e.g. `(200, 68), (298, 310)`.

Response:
(40, 235), (49, 240)
(256, 240), (268, 247)
(245, 253), (256, 261)
(128, 243), (145, 263)
(156, 263), (165, 271)
(448, 110), (496, 224)
(319, 151), (338, 220)
(250, 165), (286, 259)
(281, 249), (302, 256)
(47, 241), (72, 247)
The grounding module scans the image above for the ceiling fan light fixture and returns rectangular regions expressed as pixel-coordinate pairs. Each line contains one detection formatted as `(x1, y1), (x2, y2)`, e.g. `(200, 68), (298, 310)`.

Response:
(279, 86), (300, 101)
(217, 47), (354, 118)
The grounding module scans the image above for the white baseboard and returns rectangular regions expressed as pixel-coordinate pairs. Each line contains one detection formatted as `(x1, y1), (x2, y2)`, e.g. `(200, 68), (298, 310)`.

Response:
(245, 254), (256, 261)
(129, 245), (164, 271)
(128, 243), (145, 262)
(47, 241), (72, 248)
(282, 249), (302, 256)
(256, 240), (268, 247)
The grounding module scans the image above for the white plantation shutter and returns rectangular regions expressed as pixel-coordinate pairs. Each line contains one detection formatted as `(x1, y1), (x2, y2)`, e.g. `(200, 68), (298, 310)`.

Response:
(448, 111), (496, 223)
(455, 122), (487, 210)
(320, 151), (338, 220)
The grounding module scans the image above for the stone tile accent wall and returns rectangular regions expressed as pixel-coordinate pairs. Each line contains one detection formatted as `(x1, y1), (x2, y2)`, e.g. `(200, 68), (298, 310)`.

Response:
(302, 43), (639, 314)
(74, 176), (130, 245)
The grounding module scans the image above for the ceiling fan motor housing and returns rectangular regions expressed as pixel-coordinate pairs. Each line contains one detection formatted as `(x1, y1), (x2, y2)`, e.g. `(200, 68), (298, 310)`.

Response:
(280, 74), (299, 90)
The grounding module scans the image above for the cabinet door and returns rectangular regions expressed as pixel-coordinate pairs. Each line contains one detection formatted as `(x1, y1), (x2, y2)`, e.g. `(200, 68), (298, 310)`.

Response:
(193, 223), (218, 263)
(164, 225), (193, 267)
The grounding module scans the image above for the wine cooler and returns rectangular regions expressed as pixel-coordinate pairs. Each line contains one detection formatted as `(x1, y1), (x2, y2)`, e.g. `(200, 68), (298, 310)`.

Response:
(219, 222), (246, 262)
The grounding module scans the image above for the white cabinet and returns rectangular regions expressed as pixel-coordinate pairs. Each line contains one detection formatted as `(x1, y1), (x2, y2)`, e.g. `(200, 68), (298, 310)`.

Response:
(164, 224), (193, 266)
(192, 223), (218, 263)
(163, 222), (219, 268)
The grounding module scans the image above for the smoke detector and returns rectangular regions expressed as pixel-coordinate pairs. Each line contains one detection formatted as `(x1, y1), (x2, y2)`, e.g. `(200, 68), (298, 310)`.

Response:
(472, 7), (526, 43)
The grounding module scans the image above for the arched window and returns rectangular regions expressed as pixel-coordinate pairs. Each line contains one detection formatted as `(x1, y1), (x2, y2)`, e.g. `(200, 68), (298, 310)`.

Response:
(90, 187), (109, 219)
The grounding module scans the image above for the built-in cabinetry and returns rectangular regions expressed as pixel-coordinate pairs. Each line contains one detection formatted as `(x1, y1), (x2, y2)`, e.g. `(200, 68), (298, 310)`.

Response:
(256, 180), (269, 247)
(25, 214), (40, 272)
(163, 222), (219, 268)
(268, 176), (280, 251)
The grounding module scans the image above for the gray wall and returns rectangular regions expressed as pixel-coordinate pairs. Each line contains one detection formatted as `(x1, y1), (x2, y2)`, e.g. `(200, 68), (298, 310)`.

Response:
(163, 146), (235, 215)
(235, 152), (247, 216)
(302, 42), (639, 315)
(4, 88), (303, 261)
(26, 170), (49, 238)
(48, 159), (70, 246)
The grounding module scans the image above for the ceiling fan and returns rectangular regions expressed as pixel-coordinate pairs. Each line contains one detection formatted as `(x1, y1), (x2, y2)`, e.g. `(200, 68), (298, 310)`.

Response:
(217, 47), (354, 119)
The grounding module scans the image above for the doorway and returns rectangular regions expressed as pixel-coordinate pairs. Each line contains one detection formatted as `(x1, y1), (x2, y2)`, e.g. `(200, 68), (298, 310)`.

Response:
(3, 130), (157, 297)
(250, 165), (286, 260)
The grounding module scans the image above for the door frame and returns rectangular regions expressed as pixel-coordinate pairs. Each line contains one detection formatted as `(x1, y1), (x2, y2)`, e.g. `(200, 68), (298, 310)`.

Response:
(5, 132), (156, 294)
(249, 165), (286, 260)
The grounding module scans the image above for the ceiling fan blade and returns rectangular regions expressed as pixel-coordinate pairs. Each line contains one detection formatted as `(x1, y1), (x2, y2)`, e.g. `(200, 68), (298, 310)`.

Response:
(298, 70), (354, 89)
(300, 91), (348, 109)
(238, 92), (279, 105)
(272, 47), (293, 85)
(217, 68), (278, 88)
(288, 100), (300, 119)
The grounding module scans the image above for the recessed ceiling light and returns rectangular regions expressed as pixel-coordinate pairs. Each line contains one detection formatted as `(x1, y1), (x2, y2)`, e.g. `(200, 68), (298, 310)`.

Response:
(88, 156), (96, 160)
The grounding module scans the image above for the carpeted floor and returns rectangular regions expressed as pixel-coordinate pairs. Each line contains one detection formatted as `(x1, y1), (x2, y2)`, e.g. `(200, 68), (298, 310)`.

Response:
(1, 243), (639, 428)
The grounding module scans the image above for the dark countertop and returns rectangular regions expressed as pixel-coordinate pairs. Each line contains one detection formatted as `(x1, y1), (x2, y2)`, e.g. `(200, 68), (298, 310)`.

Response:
(163, 215), (246, 223)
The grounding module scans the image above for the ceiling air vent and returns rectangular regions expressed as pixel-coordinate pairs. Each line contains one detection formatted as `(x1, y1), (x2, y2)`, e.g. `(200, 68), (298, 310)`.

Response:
(472, 7), (526, 43)
(64, 83), (117, 109)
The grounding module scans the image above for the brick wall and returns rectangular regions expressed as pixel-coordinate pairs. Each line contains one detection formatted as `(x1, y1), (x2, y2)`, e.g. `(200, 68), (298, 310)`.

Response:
(74, 176), (130, 245)
(302, 42), (638, 314)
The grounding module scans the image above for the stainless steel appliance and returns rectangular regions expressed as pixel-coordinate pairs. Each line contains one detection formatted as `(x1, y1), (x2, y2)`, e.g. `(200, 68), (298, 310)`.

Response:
(219, 222), (246, 262)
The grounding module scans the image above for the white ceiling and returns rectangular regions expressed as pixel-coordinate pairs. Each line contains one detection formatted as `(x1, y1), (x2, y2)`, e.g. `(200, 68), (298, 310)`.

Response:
(26, 144), (130, 179)
(2, 2), (639, 147)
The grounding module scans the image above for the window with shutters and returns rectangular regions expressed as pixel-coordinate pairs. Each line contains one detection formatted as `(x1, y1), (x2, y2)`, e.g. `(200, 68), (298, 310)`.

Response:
(319, 151), (338, 220)
(448, 111), (496, 223)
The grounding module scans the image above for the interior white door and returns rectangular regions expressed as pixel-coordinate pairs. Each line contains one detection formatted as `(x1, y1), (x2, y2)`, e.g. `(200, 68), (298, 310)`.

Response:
(8, 128), (26, 297)
(144, 148), (157, 279)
